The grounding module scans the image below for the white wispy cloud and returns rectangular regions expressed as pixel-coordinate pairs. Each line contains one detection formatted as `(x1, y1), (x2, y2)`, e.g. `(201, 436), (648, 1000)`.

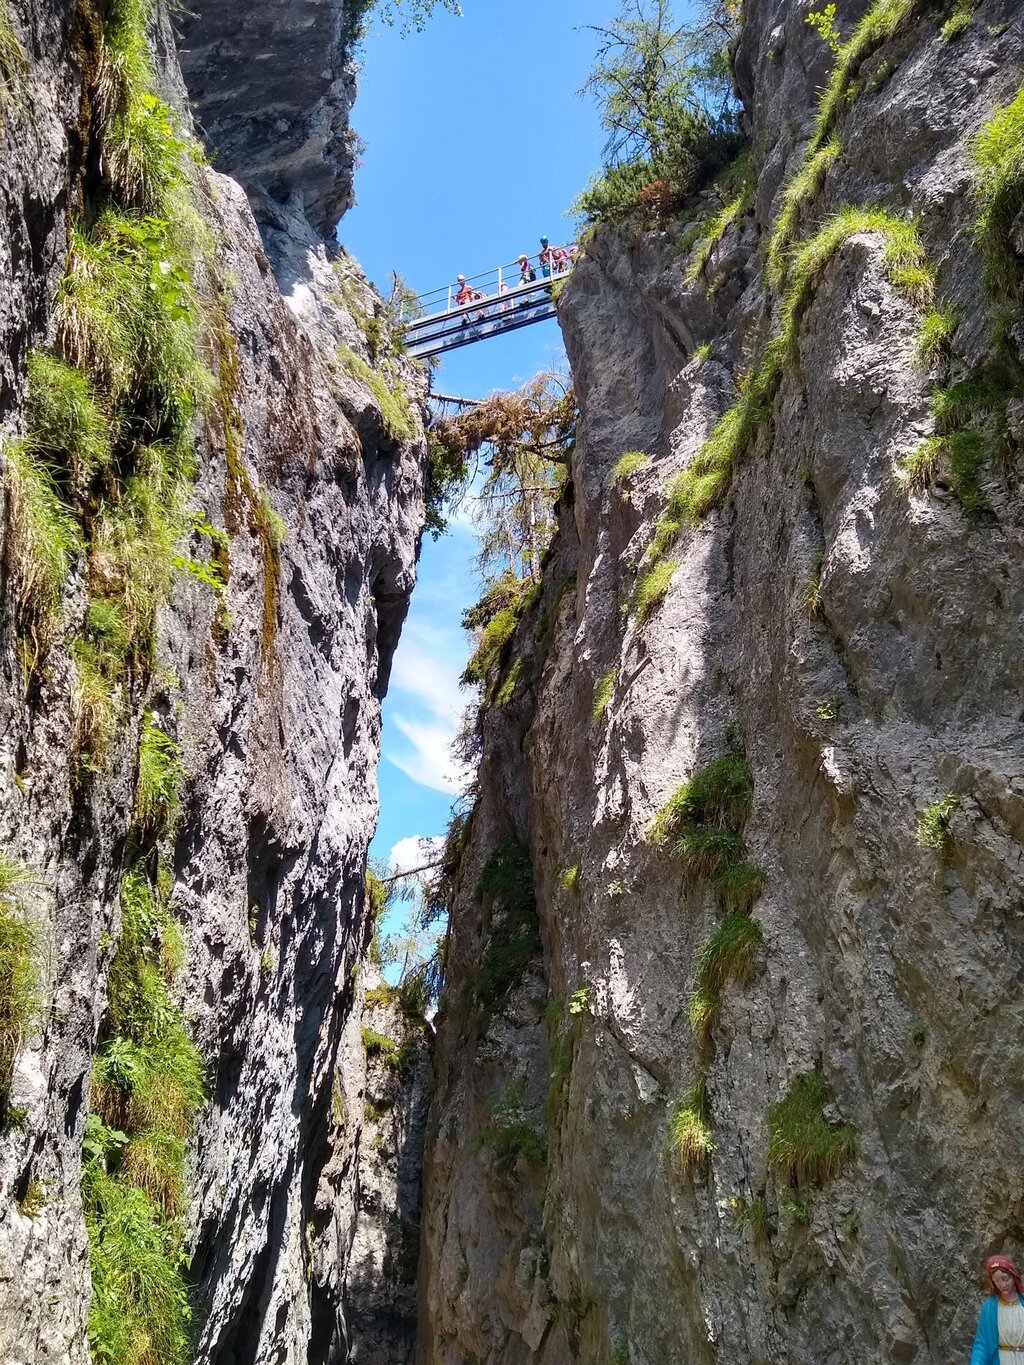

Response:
(388, 835), (445, 876)
(384, 613), (473, 795)
(389, 714), (470, 795)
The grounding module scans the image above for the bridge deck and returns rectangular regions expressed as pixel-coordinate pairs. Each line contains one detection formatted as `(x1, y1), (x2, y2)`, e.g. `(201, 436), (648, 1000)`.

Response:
(401, 248), (574, 359)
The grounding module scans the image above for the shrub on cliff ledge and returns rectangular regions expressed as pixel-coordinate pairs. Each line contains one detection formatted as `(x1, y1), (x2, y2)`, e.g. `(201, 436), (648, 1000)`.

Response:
(573, 0), (742, 228)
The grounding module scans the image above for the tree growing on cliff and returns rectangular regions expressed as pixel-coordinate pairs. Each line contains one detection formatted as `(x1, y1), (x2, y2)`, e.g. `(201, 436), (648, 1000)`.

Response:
(575, 0), (743, 226)
(428, 372), (575, 578)
(351, 0), (462, 37)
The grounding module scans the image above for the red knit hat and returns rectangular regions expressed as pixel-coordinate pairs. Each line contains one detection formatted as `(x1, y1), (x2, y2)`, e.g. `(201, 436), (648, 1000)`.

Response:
(986, 1255), (1024, 1297)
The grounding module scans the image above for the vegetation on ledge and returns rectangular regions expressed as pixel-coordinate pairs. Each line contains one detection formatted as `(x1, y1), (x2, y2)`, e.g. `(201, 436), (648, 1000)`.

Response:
(767, 1068), (857, 1186)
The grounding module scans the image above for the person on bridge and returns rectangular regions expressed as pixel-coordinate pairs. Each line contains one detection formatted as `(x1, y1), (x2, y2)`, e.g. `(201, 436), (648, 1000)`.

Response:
(455, 274), (484, 306)
(517, 253), (537, 285)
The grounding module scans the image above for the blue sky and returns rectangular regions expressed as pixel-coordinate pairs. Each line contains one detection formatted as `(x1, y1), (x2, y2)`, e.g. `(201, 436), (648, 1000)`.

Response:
(339, 0), (621, 892)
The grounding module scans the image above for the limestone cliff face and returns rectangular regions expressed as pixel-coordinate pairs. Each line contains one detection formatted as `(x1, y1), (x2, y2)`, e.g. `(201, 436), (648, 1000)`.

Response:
(419, 3), (1024, 1362)
(0, 1), (427, 1362)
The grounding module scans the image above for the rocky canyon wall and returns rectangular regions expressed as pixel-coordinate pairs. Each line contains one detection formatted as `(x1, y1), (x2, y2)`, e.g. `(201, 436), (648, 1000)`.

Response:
(0, 1), (428, 1361)
(419, 2), (1024, 1362)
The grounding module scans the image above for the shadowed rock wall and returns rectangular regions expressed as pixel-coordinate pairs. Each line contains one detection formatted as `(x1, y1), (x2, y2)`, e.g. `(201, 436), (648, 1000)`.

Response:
(0, 2), (429, 1362)
(419, 2), (1024, 1361)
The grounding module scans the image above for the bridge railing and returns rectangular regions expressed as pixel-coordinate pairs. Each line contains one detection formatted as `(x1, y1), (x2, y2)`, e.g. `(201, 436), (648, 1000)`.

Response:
(401, 244), (578, 323)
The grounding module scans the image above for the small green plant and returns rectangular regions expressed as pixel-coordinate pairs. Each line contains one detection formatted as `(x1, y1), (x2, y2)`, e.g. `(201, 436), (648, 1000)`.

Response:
(806, 4), (842, 53)
(688, 912), (762, 1042)
(568, 986), (592, 1016)
(671, 1076), (714, 1169)
(559, 864), (581, 894)
(2, 439), (83, 628)
(916, 792), (960, 856)
(730, 1194), (769, 1246)
(611, 1336), (630, 1365)
(494, 656), (525, 707)
(593, 667), (616, 723)
(940, 0), (976, 39)
(361, 1027), (404, 1069)
(692, 342), (712, 364)
(780, 1196), (809, 1223)
(767, 1068), (857, 1186)
(609, 450), (650, 488)
(135, 713), (183, 836)
(475, 1081), (546, 1169)
(801, 555), (823, 617)
(633, 558), (678, 623)
(606, 878), (626, 900)
(259, 490), (287, 549)
(839, 1209), (861, 1239)
(16, 1177), (47, 1219)
(815, 698), (839, 722)
(0, 859), (36, 1115)
(915, 305), (957, 362)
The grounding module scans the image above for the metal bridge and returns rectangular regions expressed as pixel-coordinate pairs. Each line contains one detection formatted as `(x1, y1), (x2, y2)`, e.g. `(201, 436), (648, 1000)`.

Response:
(401, 246), (576, 360)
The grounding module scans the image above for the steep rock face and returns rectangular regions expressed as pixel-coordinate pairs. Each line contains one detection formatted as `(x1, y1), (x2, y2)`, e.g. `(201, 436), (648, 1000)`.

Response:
(0, 2), (428, 1362)
(176, 0), (359, 277)
(420, 3), (1024, 1362)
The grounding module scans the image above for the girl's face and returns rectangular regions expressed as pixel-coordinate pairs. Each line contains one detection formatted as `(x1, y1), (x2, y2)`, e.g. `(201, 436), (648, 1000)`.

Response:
(993, 1268), (1017, 1298)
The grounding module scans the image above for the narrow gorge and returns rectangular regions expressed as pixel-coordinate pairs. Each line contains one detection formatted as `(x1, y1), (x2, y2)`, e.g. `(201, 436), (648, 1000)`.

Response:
(0, 1), (1021, 1364)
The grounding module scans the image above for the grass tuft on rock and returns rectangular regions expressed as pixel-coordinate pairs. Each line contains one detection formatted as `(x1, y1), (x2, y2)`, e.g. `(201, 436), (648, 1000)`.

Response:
(84, 1167), (192, 1365)
(593, 667), (616, 723)
(686, 178), (755, 285)
(767, 1068), (857, 1186)
(3, 439), (83, 629)
(472, 840), (541, 1020)
(671, 1076), (714, 1169)
(972, 80), (1024, 332)
(610, 449), (650, 488)
(916, 792), (959, 856)
(915, 304), (957, 363)
(25, 351), (112, 484)
(135, 714), (183, 837)
(651, 752), (753, 846)
(695, 912), (763, 993)
(0, 0), (26, 102)
(688, 912), (763, 1044)
(0, 858), (36, 1116)
(766, 138), (843, 286)
(634, 558), (678, 623)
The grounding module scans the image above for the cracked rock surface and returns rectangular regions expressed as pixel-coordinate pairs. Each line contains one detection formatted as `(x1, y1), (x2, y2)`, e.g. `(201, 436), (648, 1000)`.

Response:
(418, 3), (1024, 1362)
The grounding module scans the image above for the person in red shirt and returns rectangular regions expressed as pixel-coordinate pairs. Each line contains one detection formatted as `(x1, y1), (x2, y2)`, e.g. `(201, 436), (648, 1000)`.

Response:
(454, 274), (484, 306)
